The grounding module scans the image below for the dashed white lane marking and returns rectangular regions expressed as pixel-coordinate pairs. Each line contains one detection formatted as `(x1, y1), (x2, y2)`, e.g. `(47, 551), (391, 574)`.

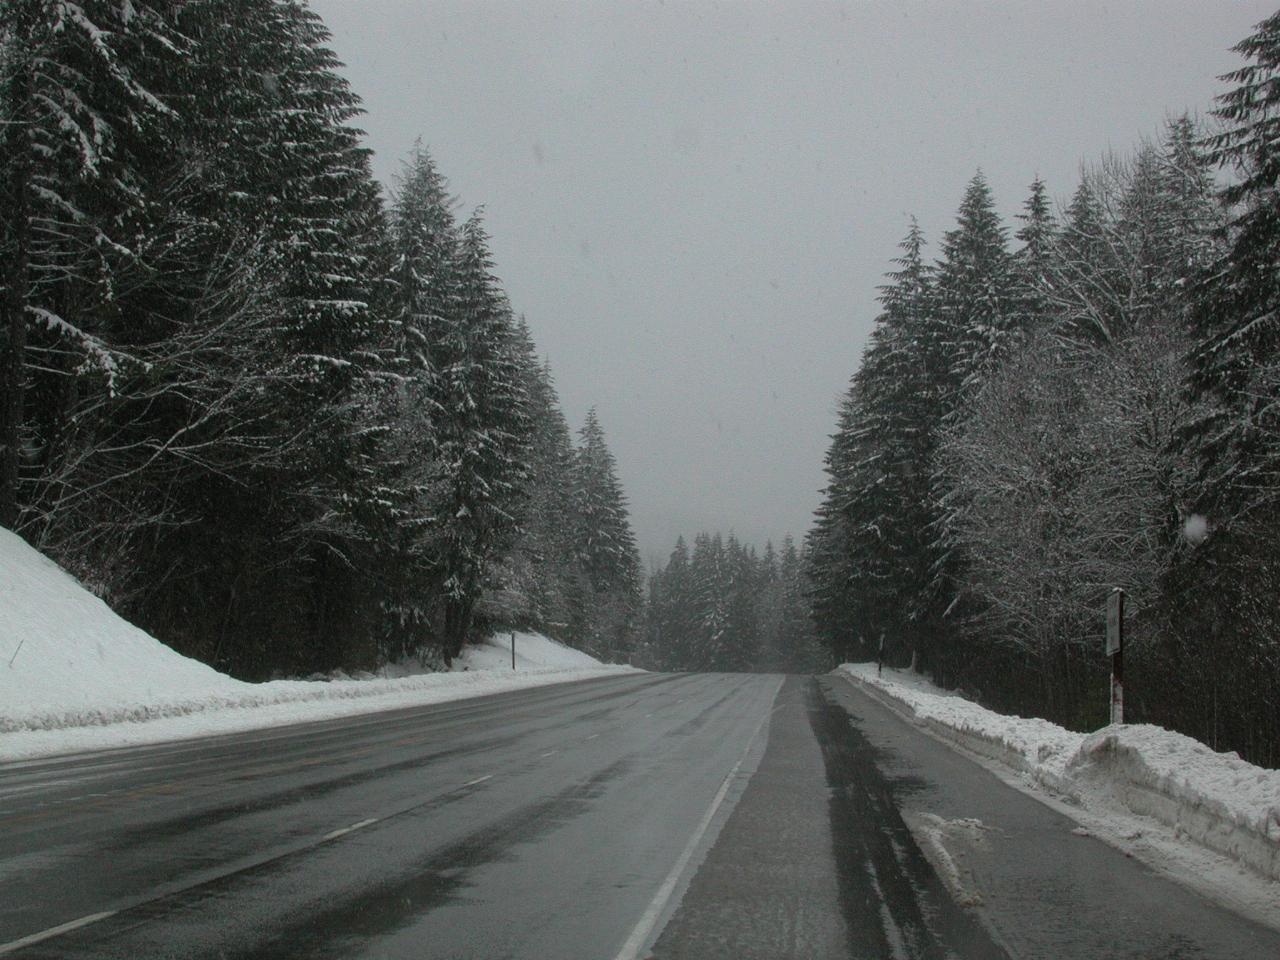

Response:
(585, 734), (600, 741)
(321, 817), (379, 842)
(644, 713), (654, 718)
(1, 769), (506, 952)
(0, 779), (83, 801)
(541, 751), (557, 758)
(0, 910), (117, 956)
(612, 676), (784, 960)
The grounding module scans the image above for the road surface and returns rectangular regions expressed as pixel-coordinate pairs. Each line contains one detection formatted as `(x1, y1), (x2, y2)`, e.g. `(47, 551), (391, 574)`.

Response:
(1, 672), (1276, 958)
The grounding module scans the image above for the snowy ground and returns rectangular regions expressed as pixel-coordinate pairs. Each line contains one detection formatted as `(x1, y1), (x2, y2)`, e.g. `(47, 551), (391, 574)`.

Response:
(0, 527), (636, 762)
(838, 662), (1280, 928)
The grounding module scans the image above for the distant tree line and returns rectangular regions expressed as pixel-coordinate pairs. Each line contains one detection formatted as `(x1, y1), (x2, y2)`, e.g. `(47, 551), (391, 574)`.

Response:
(807, 13), (1280, 766)
(0, 1), (642, 677)
(642, 533), (827, 673)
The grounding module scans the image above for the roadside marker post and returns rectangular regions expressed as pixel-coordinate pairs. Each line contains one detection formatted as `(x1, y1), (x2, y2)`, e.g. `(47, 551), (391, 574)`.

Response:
(511, 631), (516, 671)
(1106, 588), (1124, 725)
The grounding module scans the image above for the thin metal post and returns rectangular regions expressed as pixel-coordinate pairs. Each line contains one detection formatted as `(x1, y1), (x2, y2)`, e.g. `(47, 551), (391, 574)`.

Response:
(511, 631), (516, 671)
(1107, 588), (1125, 725)
(1112, 639), (1124, 726)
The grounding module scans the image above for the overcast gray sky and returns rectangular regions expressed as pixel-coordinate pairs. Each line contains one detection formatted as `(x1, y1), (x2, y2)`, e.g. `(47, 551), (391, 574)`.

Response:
(309, 0), (1269, 567)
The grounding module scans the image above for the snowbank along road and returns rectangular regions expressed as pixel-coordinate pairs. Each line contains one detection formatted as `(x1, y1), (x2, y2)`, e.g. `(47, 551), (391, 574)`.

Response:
(2, 672), (1277, 959)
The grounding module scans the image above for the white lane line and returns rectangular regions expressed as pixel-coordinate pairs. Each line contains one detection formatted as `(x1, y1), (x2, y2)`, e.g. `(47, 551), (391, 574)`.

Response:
(541, 751), (557, 758)
(612, 676), (784, 960)
(0, 779), (83, 800)
(321, 817), (380, 842)
(0, 910), (117, 956)
(643, 713), (654, 718)
(585, 734), (600, 741)
(0, 767), (513, 952)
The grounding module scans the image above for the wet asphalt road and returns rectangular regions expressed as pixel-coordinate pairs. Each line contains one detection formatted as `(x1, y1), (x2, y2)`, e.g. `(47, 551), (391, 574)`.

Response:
(0, 673), (782, 959)
(2, 672), (1277, 959)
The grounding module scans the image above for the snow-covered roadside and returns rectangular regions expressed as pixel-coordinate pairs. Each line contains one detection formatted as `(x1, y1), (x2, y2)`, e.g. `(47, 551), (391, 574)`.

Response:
(837, 663), (1280, 909)
(0, 527), (636, 762)
(0, 660), (635, 762)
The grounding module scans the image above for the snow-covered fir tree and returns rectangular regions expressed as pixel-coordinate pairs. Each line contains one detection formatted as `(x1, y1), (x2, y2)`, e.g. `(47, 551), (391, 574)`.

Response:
(568, 408), (641, 659)
(120, 0), (389, 675)
(429, 211), (530, 664)
(934, 172), (1018, 401)
(490, 330), (580, 638)
(1189, 10), (1280, 518)
(808, 220), (945, 669)
(0, 0), (179, 532)
(1012, 177), (1057, 333)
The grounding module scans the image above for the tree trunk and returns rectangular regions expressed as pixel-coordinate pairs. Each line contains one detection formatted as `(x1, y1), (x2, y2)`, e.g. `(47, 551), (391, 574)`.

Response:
(443, 596), (475, 667)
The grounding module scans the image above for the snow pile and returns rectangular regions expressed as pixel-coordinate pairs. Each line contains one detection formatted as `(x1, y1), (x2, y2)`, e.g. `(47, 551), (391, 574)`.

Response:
(1070, 725), (1280, 883)
(0, 527), (636, 760)
(838, 662), (1280, 883)
(839, 663), (1083, 792)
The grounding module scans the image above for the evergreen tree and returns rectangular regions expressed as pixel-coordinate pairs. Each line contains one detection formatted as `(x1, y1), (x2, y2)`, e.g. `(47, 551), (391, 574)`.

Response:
(118, 0), (390, 675)
(934, 171), (1018, 400)
(0, 0), (179, 530)
(808, 219), (945, 670)
(569, 408), (641, 658)
(1188, 11), (1280, 516)
(1013, 177), (1057, 333)
(646, 535), (697, 669)
(688, 532), (730, 669)
(488, 325), (578, 637)
(1053, 178), (1120, 343)
(431, 211), (530, 663)
(778, 536), (826, 672)
(357, 142), (460, 662)
(723, 534), (761, 670)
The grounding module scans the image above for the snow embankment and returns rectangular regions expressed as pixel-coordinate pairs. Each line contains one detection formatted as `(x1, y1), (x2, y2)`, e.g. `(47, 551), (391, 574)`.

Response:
(0, 527), (636, 761)
(838, 662), (1280, 884)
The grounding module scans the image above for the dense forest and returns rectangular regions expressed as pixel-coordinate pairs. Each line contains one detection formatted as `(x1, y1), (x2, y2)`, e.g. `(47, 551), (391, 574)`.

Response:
(641, 532), (827, 673)
(807, 14), (1280, 766)
(0, 0), (642, 677)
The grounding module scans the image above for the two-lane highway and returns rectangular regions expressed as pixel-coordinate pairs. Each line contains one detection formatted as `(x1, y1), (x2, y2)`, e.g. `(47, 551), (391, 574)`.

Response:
(4, 672), (1279, 959)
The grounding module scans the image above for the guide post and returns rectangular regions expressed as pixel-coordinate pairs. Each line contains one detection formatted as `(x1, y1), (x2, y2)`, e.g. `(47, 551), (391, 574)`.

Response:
(511, 631), (516, 671)
(1106, 588), (1124, 725)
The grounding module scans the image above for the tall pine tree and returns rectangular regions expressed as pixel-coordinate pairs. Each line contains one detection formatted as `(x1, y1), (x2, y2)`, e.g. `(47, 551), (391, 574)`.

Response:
(569, 408), (641, 658)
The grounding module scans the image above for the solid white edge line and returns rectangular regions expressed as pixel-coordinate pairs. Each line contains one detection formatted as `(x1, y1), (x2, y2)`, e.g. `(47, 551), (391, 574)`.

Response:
(0, 910), (117, 956)
(462, 774), (493, 788)
(611, 676), (784, 960)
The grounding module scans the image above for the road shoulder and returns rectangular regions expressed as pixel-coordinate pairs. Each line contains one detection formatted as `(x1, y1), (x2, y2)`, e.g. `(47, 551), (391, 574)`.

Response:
(823, 674), (1280, 959)
(650, 676), (1005, 959)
